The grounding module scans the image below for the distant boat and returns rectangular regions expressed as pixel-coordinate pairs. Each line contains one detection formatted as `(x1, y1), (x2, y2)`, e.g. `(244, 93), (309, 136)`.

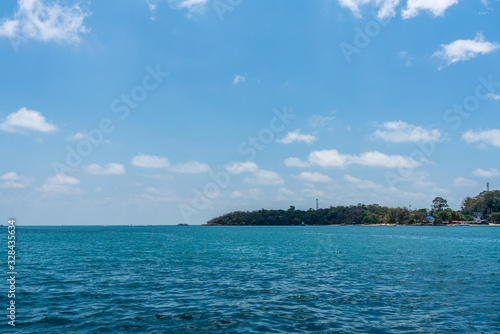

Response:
(178, 223), (189, 226)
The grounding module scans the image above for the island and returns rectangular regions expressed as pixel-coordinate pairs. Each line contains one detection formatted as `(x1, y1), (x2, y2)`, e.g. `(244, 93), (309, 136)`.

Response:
(205, 190), (500, 226)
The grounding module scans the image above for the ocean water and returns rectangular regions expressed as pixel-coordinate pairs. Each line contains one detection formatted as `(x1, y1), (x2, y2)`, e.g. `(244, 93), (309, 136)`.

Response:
(2, 225), (499, 333)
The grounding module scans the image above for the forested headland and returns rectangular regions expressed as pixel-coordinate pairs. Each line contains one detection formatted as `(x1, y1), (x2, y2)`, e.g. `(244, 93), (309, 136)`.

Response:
(205, 190), (500, 226)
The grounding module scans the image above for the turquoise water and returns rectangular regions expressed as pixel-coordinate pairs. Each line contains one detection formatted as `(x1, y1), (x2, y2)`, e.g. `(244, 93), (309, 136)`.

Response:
(2, 226), (499, 333)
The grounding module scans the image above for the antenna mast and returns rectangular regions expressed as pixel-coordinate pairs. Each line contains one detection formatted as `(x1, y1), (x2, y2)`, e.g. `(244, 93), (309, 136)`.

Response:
(316, 199), (319, 210)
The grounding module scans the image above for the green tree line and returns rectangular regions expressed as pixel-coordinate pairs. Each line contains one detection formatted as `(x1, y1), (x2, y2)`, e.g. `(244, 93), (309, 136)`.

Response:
(205, 190), (500, 226)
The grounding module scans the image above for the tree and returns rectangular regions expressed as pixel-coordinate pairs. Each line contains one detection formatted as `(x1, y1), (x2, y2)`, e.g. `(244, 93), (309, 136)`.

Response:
(432, 197), (449, 213)
(491, 212), (500, 222)
(436, 210), (452, 224)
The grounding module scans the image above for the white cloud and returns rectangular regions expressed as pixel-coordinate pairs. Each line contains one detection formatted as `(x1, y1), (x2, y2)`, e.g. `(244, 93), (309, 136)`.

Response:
(433, 33), (500, 67)
(374, 121), (442, 143)
(131, 154), (170, 168)
(233, 75), (246, 85)
(0, 172), (19, 181)
(488, 93), (500, 100)
(244, 169), (284, 185)
(225, 161), (259, 174)
(352, 151), (421, 168)
(0, 107), (57, 133)
(454, 177), (478, 187)
(132, 154), (209, 173)
(301, 188), (324, 198)
(169, 161), (210, 174)
(337, 0), (400, 19)
(277, 129), (316, 144)
(473, 168), (500, 178)
(284, 157), (310, 168)
(169, 0), (208, 15)
(40, 174), (80, 194)
(0, 171), (32, 189)
(296, 171), (332, 183)
(288, 149), (421, 169)
(83, 163), (126, 175)
(337, 0), (457, 19)
(309, 114), (335, 128)
(402, 0), (458, 18)
(308, 150), (349, 167)
(462, 129), (500, 148)
(66, 132), (87, 141)
(0, 0), (90, 44)
(344, 174), (384, 190)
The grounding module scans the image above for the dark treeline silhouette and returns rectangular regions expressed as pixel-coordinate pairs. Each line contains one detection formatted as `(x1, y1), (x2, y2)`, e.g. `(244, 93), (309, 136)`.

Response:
(205, 190), (500, 226)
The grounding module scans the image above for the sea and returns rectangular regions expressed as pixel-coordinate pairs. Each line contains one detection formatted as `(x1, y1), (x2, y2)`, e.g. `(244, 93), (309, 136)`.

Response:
(2, 225), (499, 333)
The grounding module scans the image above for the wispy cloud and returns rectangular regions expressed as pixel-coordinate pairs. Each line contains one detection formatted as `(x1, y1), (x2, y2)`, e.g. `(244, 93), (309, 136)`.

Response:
(233, 75), (246, 85)
(308, 114), (335, 128)
(169, 0), (209, 16)
(337, 0), (400, 19)
(83, 163), (126, 175)
(131, 154), (209, 173)
(169, 161), (210, 173)
(462, 129), (500, 148)
(276, 129), (316, 144)
(433, 33), (500, 68)
(473, 168), (500, 178)
(374, 121), (442, 143)
(343, 174), (385, 190)
(225, 161), (284, 185)
(295, 171), (332, 183)
(0, 0), (90, 44)
(40, 174), (80, 194)
(0, 171), (32, 189)
(244, 169), (284, 185)
(454, 177), (478, 187)
(0, 107), (58, 133)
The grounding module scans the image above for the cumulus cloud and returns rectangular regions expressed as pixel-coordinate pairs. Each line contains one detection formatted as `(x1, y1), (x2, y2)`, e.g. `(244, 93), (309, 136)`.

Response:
(473, 168), (500, 178)
(337, 0), (457, 19)
(402, 0), (458, 18)
(454, 177), (478, 187)
(276, 129), (316, 144)
(83, 163), (126, 175)
(40, 174), (80, 194)
(233, 75), (246, 85)
(296, 171), (332, 183)
(462, 129), (500, 148)
(0, 107), (57, 133)
(284, 157), (310, 168)
(131, 154), (170, 168)
(287, 149), (421, 169)
(433, 33), (500, 67)
(0, 0), (90, 44)
(169, 161), (210, 173)
(374, 121), (442, 143)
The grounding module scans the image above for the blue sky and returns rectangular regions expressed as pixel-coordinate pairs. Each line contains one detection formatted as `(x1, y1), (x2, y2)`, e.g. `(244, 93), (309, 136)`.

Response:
(1, 0), (499, 225)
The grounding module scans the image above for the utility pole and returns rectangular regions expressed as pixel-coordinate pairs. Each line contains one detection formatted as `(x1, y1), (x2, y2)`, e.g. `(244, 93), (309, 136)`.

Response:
(316, 199), (319, 210)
